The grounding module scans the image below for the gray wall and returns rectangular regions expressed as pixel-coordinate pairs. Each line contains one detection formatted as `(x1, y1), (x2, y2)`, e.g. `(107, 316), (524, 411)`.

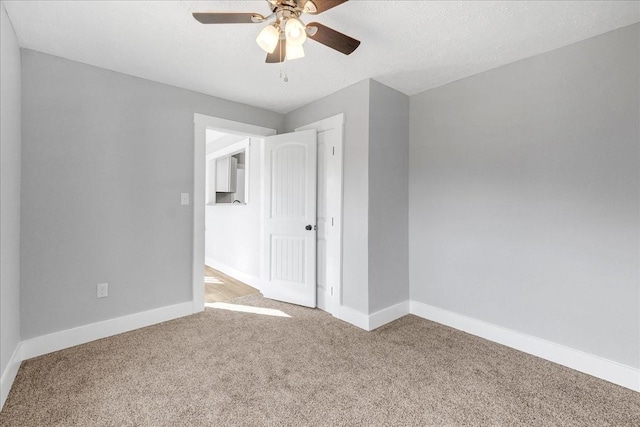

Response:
(20, 50), (284, 339)
(368, 81), (410, 312)
(1, 4), (22, 376)
(285, 80), (371, 314)
(409, 24), (639, 367)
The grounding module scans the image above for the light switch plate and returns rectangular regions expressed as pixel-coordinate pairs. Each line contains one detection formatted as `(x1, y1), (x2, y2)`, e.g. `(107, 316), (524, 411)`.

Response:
(181, 193), (189, 205)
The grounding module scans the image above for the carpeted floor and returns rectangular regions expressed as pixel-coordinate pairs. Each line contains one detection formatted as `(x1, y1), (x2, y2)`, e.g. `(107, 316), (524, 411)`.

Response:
(1, 294), (639, 426)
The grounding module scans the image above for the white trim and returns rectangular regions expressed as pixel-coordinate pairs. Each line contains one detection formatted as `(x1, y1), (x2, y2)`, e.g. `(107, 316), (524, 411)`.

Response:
(337, 299), (639, 392)
(339, 300), (410, 331)
(295, 113), (344, 133)
(338, 305), (370, 330)
(3, 297), (637, 412)
(1, 343), (23, 410)
(410, 301), (640, 392)
(205, 257), (263, 291)
(194, 114), (277, 138)
(369, 301), (410, 330)
(21, 302), (193, 361)
(193, 114), (276, 315)
(1, 301), (193, 410)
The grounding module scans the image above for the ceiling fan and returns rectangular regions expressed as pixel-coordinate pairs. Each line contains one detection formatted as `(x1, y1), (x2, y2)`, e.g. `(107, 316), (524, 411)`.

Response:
(193, 0), (360, 63)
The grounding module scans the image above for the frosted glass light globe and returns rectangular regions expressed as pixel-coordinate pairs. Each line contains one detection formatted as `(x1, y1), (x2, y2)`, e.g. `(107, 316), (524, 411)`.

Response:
(256, 24), (280, 53)
(285, 18), (306, 46)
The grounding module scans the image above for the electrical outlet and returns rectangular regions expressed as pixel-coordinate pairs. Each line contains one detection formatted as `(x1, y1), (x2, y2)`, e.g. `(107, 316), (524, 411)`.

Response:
(181, 193), (189, 205)
(97, 283), (108, 298)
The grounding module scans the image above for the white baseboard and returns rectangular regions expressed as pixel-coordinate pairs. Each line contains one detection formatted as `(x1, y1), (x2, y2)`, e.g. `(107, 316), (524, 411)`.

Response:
(205, 257), (262, 291)
(338, 305), (370, 330)
(369, 301), (410, 330)
(410, 300), (640, 392)
(339, 300), (410, 331)
(21, 302), (193, 360)
(2, 296), (637, 413)
(338, 299), (639, 392)
(1, 301), (193, 411)
(1, 343), (23, 410)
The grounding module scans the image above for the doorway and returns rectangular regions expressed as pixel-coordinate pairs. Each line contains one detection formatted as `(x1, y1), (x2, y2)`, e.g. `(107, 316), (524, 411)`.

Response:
(204, 134), (262, 285)
(192, 113), (344, 317)
(192, 114), (276, 312)
(204, 131), (263, 304)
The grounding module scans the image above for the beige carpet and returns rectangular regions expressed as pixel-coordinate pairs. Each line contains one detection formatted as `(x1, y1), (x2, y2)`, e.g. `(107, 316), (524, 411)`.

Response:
(1, 294), (639, 426)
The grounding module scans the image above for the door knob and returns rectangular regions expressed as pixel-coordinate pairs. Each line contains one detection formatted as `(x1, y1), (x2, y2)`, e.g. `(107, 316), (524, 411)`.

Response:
(305, 225), (313, 231)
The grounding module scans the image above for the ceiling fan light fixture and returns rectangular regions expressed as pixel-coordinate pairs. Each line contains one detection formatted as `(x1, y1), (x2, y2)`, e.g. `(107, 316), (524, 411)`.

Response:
(285, 17), (307, 46)
(286, 42), (305, 60)
(256, 24), (280, 53)
(193, 0), (361, 62)
(302, 0), (318, 14)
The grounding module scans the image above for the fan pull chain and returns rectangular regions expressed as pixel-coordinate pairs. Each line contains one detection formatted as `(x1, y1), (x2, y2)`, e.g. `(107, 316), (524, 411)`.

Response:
(279, 68), (289, 83)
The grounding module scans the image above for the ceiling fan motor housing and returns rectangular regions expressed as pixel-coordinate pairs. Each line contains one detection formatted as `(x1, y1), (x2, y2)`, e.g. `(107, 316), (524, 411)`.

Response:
(271, 0), (306, 13)
(273, 2), (304, 22)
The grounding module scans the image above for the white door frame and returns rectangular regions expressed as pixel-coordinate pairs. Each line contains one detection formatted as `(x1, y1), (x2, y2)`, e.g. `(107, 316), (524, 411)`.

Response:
(296, 113), (344, 317)
(192, 113), (276, 313)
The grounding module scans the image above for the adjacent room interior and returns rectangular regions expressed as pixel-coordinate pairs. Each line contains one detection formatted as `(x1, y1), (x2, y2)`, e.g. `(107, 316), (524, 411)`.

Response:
(1, 1), (638, 425)
(203, 128), (261, 303)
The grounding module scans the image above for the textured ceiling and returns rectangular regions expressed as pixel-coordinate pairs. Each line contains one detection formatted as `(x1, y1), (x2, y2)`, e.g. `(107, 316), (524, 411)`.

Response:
(4, 1), (639, 113)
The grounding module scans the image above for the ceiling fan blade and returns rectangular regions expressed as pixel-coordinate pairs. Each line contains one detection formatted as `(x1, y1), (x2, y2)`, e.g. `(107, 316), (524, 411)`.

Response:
(305, 0), (348, 15)
(265, 39), (287, 63)
(307, 22), (360, 55)
(192, 12), (264, 24)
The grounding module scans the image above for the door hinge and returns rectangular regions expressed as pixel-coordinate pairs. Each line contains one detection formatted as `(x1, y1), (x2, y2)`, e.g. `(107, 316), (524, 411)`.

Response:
(332, 217), (334, 226)
(332, 146), (335, 156)
(331, 287), (333, 296)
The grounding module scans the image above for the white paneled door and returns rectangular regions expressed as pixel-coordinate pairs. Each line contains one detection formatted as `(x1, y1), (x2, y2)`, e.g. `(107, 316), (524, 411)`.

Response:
(262, 130), (317, 307)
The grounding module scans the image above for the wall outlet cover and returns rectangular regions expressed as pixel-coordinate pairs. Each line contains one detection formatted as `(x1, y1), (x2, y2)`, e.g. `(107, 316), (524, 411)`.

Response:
(97, 283), (108, 298)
